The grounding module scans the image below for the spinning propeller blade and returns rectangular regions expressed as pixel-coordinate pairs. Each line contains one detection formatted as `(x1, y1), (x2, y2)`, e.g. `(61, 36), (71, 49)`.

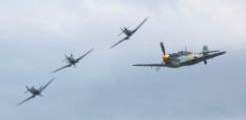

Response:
(24, 86), (29, 94)
(118, 26), (130, 36)
(160, 42), (166, 55)
(118, 28), (124, 36)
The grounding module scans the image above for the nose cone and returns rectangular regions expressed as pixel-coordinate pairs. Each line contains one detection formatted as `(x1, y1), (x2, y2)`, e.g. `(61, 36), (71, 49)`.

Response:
(162, 54), (170, 63)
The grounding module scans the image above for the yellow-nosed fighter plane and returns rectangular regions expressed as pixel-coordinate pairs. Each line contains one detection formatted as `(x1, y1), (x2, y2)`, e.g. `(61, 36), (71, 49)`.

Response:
(133, 42), (226, 68)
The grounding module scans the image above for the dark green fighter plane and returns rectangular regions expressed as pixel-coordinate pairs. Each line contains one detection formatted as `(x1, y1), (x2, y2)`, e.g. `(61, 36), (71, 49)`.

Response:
(51, 49), (94, 73)
(17, 78), (55, 106)
(110, 17), (149, 49)
(133, 42), (226, 68)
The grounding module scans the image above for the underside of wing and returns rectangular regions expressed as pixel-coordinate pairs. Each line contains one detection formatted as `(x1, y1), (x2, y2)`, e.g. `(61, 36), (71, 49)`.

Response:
(110, 37), (128, 49)
(51, 64), (71, 73)
(133, 63), (166, 67)
(197, 51), (226, 62)
(182, 51), (226, 65)
(132, 17), (148, 33)
(17, 95), (35, 106)
(200, 50), (220, 54)
(40, 78), (55, 92)
(76, 49), (94, 62)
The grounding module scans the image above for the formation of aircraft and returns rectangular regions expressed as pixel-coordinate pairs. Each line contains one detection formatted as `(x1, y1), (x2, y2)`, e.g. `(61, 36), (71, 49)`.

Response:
(17, 78), (55, 106)
(133, 42), (226, 68)
(17, 17), (227, 106)
(110, 17), (149, 49)
(51, 49), (94, 73)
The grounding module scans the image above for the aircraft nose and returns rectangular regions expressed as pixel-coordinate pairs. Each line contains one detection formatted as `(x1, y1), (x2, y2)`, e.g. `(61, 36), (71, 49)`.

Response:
(162, 55), (170, 63)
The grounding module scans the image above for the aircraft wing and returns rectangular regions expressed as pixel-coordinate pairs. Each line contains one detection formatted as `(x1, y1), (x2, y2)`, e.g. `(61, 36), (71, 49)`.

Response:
(132, 17), (148, 34)
(200, 50), (220, 54)
(76, 48), (94, 62)
(183, 51), (226, 65)
(110, 37), (129, 49)
(198, 51), (226, 61)
(40, 78), (55, 92)
(17, 95), (35, 106)
(133, 63), (166, 67)
(51, 64), (72, 73)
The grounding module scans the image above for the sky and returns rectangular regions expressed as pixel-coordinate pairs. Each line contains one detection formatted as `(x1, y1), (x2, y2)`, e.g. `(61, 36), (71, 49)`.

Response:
(0, 0), (246, 120)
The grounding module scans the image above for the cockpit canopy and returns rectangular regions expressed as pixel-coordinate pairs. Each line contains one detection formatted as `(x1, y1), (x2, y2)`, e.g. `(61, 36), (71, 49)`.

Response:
(170, 51), (192, 57)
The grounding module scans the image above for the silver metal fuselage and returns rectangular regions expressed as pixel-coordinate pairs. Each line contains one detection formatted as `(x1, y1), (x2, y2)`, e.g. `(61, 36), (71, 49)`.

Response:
(165, 51), (225, 68)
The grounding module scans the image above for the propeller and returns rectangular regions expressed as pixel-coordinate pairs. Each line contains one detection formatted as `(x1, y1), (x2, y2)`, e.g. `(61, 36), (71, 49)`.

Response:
(118, 27), (130, 36)
(160, 42), (166, 55)
(64, 54), (69, 59)
(70, 54), (74, 58)
(24, 86), (30, 94)
(118, 27), (124, 36)
(160, 42), (171, 64)
(62, 55), (70, 64)
(124, 26), (130, 30)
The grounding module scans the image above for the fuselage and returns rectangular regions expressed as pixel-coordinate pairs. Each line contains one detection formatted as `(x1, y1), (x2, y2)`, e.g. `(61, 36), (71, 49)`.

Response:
(66, 57), (77, 65)
(132, 42), (226, 69)
(123, 28), (133, 37)
(29, 88), (41, 96)
(163, 51), (206, 68)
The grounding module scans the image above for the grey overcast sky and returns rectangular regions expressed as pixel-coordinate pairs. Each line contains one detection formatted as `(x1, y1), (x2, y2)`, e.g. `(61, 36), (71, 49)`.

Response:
(0, 0), (246, 120)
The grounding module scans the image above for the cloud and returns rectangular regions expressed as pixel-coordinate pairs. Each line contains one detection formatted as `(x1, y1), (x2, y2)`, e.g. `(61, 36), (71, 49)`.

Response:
(0, 0), (245, 50)
(0, 1), (246, 120)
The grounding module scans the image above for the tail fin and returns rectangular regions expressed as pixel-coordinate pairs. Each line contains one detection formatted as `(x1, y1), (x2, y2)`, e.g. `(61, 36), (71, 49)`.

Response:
(202, 45), (209, 64)
(203, 45), (209, 53)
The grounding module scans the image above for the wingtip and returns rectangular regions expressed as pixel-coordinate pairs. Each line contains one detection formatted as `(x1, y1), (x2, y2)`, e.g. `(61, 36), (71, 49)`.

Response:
(109, 46), (115, 49)
(16, 102), (24, 107)
(16, 103), (21, 107)
(84, 48), (94, 54)
(46, 78), (55, 84)
(109, 43), (118, 49)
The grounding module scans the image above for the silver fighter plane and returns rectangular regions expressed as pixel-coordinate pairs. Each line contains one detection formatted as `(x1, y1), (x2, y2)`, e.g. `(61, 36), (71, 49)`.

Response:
(51, 49), (94, 73)
(133, 42), (226, 68)
(110, 17), (149, 49)
(17, 78), (55, 106)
